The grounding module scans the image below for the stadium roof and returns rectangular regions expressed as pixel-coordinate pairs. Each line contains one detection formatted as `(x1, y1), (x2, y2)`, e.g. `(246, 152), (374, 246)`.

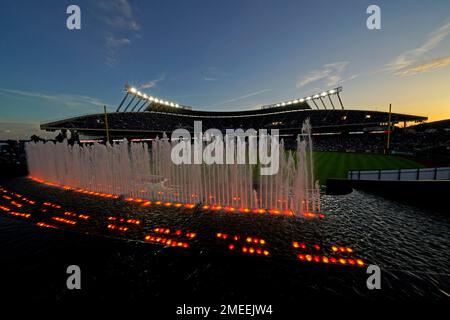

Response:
(40, 85), (427, 138)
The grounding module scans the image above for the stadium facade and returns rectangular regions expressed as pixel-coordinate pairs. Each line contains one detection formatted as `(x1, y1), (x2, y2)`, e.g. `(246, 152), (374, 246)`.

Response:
(40, 85), (427, 139)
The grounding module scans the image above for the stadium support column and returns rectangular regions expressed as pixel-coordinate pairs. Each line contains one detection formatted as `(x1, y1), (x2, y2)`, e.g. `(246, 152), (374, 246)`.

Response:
(131, 98), (146, 112)
(327, 94), (335, 109)
(337, 91), (344, 109)
(312, 99), (320, 109)
(123, 95), (136, 112)
(116, 92), (129, 112)
(104, 105), (110, 143)
(385, 103), (392, 155)
(319, 97), (327, 110)
(137, 101), (151, 112)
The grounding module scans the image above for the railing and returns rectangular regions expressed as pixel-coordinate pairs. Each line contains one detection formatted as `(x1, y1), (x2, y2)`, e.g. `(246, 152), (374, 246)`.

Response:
(348, 167), (450, 181)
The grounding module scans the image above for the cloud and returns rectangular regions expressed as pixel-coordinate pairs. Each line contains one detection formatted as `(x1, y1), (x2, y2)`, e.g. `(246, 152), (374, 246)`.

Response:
(0, 88), (109, 111)
(397, 55), (450, 76)
(207, 89), (272, 108)
(296, 62), (351, 88)
(387, 19), (450, 75)
(139, 74), (166, 89)
(104, 34), (131, 66)
(96, 0), (140, 31)
(94, 0), (141, 66)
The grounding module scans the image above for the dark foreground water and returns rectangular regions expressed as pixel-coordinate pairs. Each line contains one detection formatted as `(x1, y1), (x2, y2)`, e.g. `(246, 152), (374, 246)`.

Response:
(0, 177), (449, 306)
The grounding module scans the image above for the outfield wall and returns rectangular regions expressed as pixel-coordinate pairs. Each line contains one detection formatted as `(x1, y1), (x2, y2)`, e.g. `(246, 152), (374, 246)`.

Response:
(348, 167), (450, 181)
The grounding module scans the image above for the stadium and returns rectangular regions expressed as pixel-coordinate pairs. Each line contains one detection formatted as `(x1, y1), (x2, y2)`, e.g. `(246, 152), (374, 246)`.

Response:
(40, 85), (427, 140)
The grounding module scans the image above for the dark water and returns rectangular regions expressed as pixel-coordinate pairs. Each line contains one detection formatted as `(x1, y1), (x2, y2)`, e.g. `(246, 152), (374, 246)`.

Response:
(0, 177), (449, 305)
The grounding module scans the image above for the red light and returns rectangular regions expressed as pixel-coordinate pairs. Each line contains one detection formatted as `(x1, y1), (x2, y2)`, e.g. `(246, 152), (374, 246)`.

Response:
(298, 254), (305, 260)
(314, 244), (320, 250)
(330, 257), (337, 263)
(228, 244), (234, 250)
(256, 249), (262, 255)
(313, 256), (320, 263)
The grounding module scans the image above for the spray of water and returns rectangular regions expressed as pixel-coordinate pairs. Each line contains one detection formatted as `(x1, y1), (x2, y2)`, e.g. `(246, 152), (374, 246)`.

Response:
(25, 122), (319, 216)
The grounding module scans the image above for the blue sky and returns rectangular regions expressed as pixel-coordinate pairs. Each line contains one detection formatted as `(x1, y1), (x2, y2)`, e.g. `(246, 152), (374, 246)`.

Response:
(1, 0), (450, 138)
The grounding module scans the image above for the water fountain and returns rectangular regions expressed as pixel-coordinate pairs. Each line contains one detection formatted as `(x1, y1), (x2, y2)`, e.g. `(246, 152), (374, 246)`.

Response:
(25, 121), (320, 217)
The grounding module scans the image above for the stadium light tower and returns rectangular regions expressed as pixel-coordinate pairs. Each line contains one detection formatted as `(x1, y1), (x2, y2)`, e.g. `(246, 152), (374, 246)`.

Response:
(120, 84), (183, 112)
(262, 87), (343, 110)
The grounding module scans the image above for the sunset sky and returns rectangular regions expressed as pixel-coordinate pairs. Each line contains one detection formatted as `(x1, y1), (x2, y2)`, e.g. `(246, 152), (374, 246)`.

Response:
(1, 0), (450, 139)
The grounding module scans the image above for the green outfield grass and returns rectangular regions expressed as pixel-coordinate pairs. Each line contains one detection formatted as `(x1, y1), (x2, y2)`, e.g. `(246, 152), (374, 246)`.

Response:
(313, 152), (424, 185)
